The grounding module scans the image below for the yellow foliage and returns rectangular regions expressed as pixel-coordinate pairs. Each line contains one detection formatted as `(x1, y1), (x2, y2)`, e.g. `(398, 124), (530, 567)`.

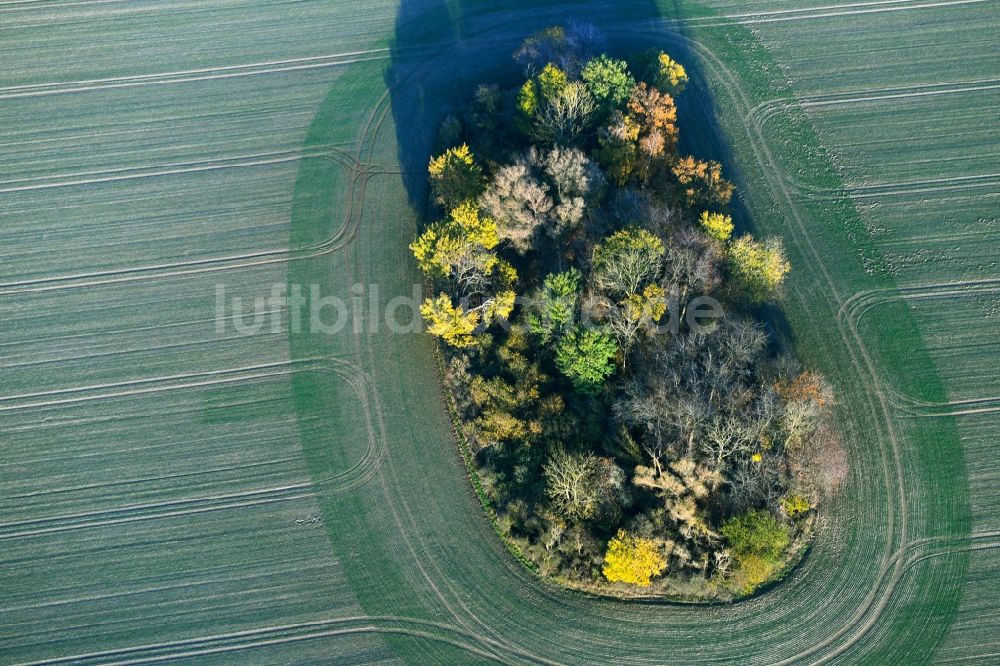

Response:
(409, 202), (499, 278)
(657, 53), (688, 92)
(727, 236), (791, 302)
(517, 78), (539, 119)
(517, 63), (568, 122)
(420, 294), (479, 348)
(428, 143), (473, 177)
(427, 144), (485, 209)
(732, 554), (775, 593)
(483, 288), (516, 324)
(781, 493), (811, 517)
(602, 530), (667, 587)
(623, 283), (667, 323)
(537, 63), (568, 101)
(699, 211), (734, 243)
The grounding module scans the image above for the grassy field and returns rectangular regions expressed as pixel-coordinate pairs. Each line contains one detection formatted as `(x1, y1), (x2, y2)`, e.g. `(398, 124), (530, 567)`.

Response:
(2, 0), (996, 663)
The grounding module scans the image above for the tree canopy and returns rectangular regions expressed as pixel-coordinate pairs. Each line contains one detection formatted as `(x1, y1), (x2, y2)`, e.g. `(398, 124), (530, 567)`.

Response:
(411, 28), (835, 598)
(602, 530), (667, 587)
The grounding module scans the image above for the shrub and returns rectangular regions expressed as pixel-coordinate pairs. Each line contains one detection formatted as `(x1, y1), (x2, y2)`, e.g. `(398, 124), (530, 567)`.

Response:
(602, 530), (667, 586)
(720, 510), (790, 592)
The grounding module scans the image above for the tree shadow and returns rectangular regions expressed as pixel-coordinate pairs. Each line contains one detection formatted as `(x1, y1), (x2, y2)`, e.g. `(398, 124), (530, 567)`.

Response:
(384, 0), (796, 347)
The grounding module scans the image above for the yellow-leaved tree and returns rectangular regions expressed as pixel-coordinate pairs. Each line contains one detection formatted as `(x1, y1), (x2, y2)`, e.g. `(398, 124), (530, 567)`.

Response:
(410, 202), (516, 347)
(727, 235), (791, 303)
(602, 529), (667, 587)
(699, 211), (734, 243)
(419, 294), (480, 348)
(428, 144), (485, 210)
(654, 52), (688, 93)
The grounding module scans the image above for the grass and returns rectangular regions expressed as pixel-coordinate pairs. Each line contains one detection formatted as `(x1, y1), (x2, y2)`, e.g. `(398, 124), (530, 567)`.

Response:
(1, 0), (994, 663)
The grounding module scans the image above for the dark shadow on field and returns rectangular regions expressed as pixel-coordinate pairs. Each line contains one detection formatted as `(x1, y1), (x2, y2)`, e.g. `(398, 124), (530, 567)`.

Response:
(386, 0), (748, 215)
(384, 0), (795, 344)
(382, 0), (797, 595)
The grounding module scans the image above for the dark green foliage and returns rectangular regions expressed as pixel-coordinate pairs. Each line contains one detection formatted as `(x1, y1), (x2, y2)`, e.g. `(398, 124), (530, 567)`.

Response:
(721, 510), (790, 561)
(554, 327), (618, 395)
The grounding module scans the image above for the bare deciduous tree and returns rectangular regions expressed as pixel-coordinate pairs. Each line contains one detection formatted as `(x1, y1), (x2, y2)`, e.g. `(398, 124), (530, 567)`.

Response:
(479, 163), (553, 251)
(531, 82), (597, 146)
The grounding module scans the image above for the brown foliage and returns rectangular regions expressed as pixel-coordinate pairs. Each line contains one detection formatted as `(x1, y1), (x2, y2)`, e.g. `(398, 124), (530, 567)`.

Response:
(628, 82), (678, 149)
(671, 156), (734, 207)
(775, 371), (833, 408)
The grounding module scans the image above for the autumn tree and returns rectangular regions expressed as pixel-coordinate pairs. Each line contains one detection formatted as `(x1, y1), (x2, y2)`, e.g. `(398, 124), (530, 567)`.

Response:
(671, 156), (734, 208)
(699, 211), (734, 243)
(531, 81), (597, 146)
(775, 371), (833, 449)
(513, 24), (602, 76)
(539, 147), (605, 232)
(616, 318), (769, 467)
(469, 84), (503, 133)
(554, 326), (618, 395)
(602, 530), (667, 586)
(544, 450), (600, 520)
(596, 111), (640, 185)
(420, 294), (481, 348)
(428, 144), (486, 209)
(591, 227), (665, 299)
(727, 236), (791, 302)
(637, 50), (688, 95)
(514, 26), (575, 74)
(606, 283), (667, 358)
(411, 201), (499, 286)
(517, 63), (569, 130)
(781, 493), (810, 518)
(468, 328), (569, 446)
(479, 162), (553, 251)
(633, 458), (721, 545)
(411, 202), (516, 345)
(662, 228), (721, 319)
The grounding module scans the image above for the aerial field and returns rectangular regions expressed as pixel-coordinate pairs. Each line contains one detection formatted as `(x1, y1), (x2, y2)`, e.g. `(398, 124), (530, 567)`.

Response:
(1, 0), (997, 664)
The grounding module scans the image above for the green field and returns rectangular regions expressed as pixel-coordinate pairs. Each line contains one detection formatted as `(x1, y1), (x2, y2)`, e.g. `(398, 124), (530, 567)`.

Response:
(2, 0), (997, 663)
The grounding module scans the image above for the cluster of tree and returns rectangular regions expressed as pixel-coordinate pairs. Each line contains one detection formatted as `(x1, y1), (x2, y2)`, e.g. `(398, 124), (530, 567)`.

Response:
(412, 26), (839, 597)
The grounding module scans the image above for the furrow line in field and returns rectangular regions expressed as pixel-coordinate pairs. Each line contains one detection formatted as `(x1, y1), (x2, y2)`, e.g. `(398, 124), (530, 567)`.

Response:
(0, 149), (351, 193)
(0, 145), (354, 188)
(0, 310), (286, 351)
(0, 163), (401, 295)
(0, 50), (390, 93)
(12, 616), (518, 666)
(3, 457), (300, 499)
(839, 279), (1000, 413)
(0, 56), (392, 100)
(675, 32), (918, 664)
(739, 80), (999, 198)
(712, 0), (989, 25)
(0, 491), (316, 540)
(0, 483), (312, 533)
